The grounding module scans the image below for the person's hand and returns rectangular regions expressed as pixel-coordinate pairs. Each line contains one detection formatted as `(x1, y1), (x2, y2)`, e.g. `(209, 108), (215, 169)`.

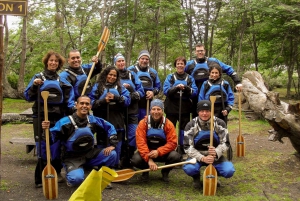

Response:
(91, 56), (98, 63)
(105, 92), (114, 103)
(236, 84), (243, 92)
(148, 159), (158, 171)
(103, 146), (115, 156)
(41, 121), (50, 130)
(221, 110), (228, 116)
(148, 150), (158, 159)
(123, 83), (130, 88)
(202, 155), (215, 164)
(33, 78), (43, 86)
(146, 91), (154, 100)
(208, 146), (217, 158)
(176, 84), (185, 91)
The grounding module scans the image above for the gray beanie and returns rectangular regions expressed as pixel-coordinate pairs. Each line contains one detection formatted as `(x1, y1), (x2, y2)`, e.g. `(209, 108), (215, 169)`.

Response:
(150, 99), (164, 110)
(197, 100), (211, 113)
(138, 50), (150, 60)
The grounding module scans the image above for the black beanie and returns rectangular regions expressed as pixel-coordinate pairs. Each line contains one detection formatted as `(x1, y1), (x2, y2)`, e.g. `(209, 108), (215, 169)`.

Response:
(197, 100), (211, 113)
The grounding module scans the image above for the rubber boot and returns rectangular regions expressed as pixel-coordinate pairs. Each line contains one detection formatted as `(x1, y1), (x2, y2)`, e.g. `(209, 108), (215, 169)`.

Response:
(161, 169), (170, 183)
(192, 174), (202, 189)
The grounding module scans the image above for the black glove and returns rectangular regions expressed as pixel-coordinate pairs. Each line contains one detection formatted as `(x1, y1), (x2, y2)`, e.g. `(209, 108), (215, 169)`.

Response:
(183, 86), (192, 95)
(126, 85), (134, 93)
(93, 99), (106, 109)
(131, 91), (140, 100)
(168, 87), (178, 96)
(109, 135), (118, 147)
(225, 106), (232, 113)
(113, 94), (120, 101)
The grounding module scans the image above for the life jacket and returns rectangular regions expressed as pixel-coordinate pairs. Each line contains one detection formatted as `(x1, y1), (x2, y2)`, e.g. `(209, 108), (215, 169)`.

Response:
(191, 60), (209, 82)
(39, 72), (63, 104)
(63, 116), (94, 153)
(99, 85), (120, 100)
(204, 80), (228, 104)
(193, 117), (219, 151)
(146, 115), (166, 150)
(65, 68), (90, 98)
(120, 71), (136, 91)
(170, 73), (189, 99)
(134, 66), (153, 91)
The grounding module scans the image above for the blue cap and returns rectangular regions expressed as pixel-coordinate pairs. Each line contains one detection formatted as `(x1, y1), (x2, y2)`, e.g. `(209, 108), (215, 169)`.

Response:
(150, 99), (164, 110)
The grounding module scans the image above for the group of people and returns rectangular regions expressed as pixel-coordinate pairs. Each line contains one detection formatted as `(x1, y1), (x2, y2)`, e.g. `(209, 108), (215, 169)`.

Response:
(24, 43), (242, 191)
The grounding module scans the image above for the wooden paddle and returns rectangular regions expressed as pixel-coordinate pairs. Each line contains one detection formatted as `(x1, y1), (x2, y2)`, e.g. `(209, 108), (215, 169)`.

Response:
(112, 158), (197, 182)
(236, 92), (245, 157)
(41, 91), (58, 200)
(176, 90), (183, 154)
(203, 96), (218, 196)
(81, 26), (110, 95)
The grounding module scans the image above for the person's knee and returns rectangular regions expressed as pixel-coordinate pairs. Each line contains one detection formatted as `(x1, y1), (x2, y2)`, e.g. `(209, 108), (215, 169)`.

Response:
(220, 162), (235, 178)
(130, 152), (143, 167)
(66, 168), (84, 186)
(183, 164), (199, 176)
(168, 151), (182, 163)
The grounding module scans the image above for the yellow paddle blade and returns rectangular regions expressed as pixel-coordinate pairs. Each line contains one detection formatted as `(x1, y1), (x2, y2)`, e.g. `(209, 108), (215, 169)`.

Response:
(203, 164), (218, 196)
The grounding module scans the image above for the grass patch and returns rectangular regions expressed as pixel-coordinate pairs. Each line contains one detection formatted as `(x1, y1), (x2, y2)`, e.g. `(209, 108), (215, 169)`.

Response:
(3, 98), (32, 113)
(0, 180), (9, 191)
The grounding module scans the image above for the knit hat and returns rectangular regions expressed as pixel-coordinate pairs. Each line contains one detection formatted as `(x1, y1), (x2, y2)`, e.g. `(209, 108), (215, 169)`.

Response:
(138, 50), (150, 60)
(150, 99), (164, 110)
(114, 53), (125, 64)
(197, 100), (211, 113)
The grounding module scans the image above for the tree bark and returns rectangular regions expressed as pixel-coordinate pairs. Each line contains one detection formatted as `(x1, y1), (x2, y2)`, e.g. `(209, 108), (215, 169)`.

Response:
(242, 71), (300, 155)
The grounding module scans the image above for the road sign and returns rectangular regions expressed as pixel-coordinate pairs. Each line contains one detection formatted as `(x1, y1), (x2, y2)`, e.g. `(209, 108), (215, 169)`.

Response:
(0, 0), (27, 16)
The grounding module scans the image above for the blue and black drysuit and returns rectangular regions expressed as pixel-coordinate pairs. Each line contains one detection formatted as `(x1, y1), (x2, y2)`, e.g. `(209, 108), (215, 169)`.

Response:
(163, 72), (198, 152)
(127, 64), (160, 121)
(89, 83), (131, 167)
(24, 69), (75, 185)
(118, 69), (145, 167)
(49, 113), (118, 186)
(185, 58), (240, 118)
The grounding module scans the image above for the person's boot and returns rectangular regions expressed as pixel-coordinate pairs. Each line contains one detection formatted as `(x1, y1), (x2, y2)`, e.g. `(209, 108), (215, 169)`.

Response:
(161, 169), (170, 183)
(192, 174), (202, 189)
(139, 172), (149, 182)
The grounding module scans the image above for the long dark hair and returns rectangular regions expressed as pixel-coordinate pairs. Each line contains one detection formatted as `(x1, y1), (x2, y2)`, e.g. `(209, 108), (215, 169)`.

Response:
(97, 66), (122, 94)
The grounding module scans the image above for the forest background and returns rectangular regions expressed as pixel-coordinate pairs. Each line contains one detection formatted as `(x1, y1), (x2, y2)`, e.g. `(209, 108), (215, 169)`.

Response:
(2, 0), (300, 99)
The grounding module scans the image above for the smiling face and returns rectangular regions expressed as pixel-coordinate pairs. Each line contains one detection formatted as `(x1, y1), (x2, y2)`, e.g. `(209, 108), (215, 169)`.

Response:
(47, 55), (59, 72)
(138, 55), (150, 68)
(195, 46), (206, 59)
(150, 106), (164, 121)
(198, 110), (211, 121)
(106, 69), (117, 84)
(176, 59), (185, 74)
(210, 68), (221, 80)
(76, 96), (92, 118)
(115, 58), (126, 70)
(68, 51), (82, 69)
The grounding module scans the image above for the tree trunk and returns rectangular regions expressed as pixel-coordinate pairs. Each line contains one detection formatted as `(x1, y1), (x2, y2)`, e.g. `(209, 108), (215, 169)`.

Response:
(241, 71), (300, 155)
(17, 16), (27, 98)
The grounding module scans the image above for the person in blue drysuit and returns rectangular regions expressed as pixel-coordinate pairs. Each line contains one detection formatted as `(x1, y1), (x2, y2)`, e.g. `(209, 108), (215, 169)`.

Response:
(163, 56), (198, 154)
(24, 50), (75, 188)
(59, 49), (103, 100)
(114, 53), (145, 168)
(89, 66), (131, 168)
(127, 50), (161, 121)
(41, 96), (118, 187)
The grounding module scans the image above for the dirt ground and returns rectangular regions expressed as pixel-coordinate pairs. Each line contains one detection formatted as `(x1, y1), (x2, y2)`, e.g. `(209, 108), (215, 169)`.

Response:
(1, 123), (300, 201)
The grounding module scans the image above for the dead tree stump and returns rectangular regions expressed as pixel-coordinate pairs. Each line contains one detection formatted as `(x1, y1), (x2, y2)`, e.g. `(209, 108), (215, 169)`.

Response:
(242, 71), (300, 155)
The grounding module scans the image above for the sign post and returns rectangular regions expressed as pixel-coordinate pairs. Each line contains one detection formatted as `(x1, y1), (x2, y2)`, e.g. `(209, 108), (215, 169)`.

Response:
(0, 0), (27, 158)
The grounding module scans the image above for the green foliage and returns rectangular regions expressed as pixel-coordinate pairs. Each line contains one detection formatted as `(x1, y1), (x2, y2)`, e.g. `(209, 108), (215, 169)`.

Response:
(3, 98), (33, 113)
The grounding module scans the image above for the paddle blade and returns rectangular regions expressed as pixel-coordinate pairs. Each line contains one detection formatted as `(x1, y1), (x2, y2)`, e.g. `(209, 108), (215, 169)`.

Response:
(112, 169), (135, 182)
(97, 26), (110, 52)
(42, 164), (58, 200)
(203, 164), (217, 196)
(236, 135), (245, 157)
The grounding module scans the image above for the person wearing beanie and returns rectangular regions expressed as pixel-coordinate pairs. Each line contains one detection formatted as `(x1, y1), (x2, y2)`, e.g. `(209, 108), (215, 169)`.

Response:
(182, 100), (235, 190)
(127, 50), (161, 121)
(114, 53), (145, 168)
(184, 43), (242, 119)
(59, 50), (103, 100)
(163, 56), (198, 155)
(131, 99), (182, 183)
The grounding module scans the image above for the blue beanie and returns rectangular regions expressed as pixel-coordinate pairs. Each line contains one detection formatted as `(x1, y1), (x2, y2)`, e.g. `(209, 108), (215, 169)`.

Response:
(150, 99), (164, 110)
(114, 53), (125, 64)
(138, 50), (150, 60)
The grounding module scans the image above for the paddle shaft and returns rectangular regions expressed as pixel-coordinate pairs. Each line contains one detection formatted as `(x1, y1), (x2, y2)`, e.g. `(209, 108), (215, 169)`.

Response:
(237, 92), (245, 157)
(81, 26), (110, 95)
(210, 96), (216, 146)
(37, 85), (42, 173)
(146, 98), (149, 117)
(220, 84), (227, 123)
(42, 92), (51, 165)
(238, 92), (242, 137)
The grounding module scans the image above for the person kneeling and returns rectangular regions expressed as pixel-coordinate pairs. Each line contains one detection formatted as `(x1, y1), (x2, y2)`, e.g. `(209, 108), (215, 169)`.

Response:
(182, 100), (235, 189)
(42, 96), (118, 187)
(131, 99), (182, 182)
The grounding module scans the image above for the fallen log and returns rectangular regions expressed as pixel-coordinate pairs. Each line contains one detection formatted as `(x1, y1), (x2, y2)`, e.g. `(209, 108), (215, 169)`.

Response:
(241, 71), (300, 155)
